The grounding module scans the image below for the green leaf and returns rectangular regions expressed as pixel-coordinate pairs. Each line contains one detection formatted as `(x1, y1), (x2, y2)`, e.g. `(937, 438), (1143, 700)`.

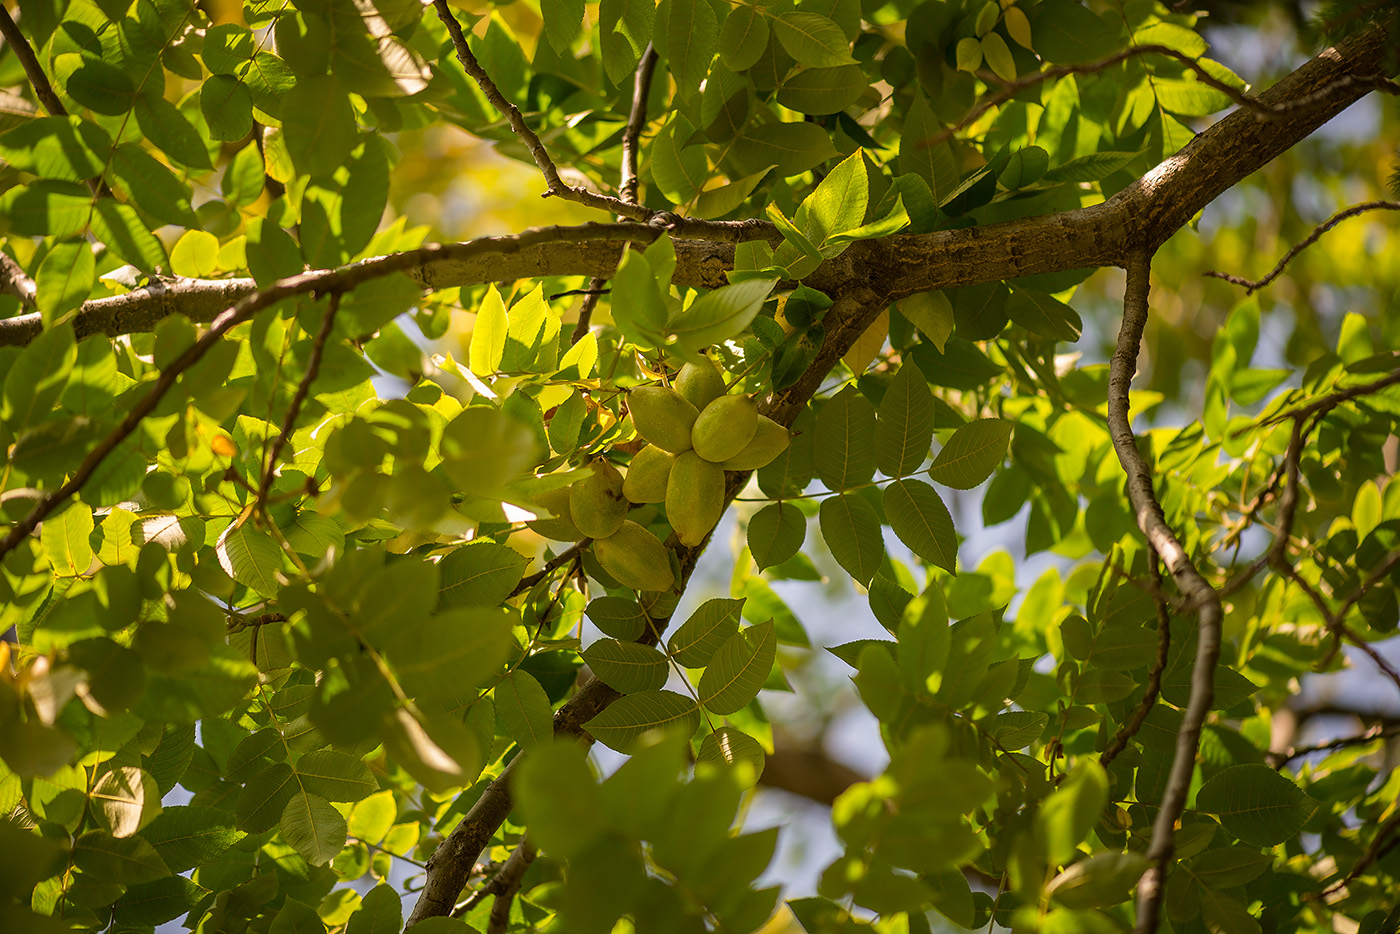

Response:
(281, 75), (358, 179)
(581, 639), (670, 693)
(814, 385), (877, 491)
(72, 829), (170, 885)
(200, 74), (254, 141)
(697, 726), (766, 782)
(733, 122), (839, 178)
(236, 762), (297, 833)
(91, 766), (161, 838)
(134, 95), (212, 169)
(1005, 285), (1083, 341)
(58, 54), (137, 115)
(772, 13), (857, 67)
(0, 179), (88, 239)
(586, 596), (649, 641)
(516, 740), (607, 859)
(720, 6), (769, 72)
(1042, 150), (1140, 184)
(91, 199), (167, 273)
(600, 0), (656, 85)
(35, 239), (95, 330)
(875, 363), (935, 478)
(1154, 77), (1236, 117)
(999, 145), (1050, 188)
(439, 407), (541, 495)
(776, 64), (868, 116)
(897, 291), (955, 351)
(437, 539), (528, 608)
(899, 93), (957, 198)
(387, 607), (515, 701)
(883, 479), (957, 572)
(896, 588), (949, 691)
(1029, 0), (1119, 63)
(669, 278), (777, 350)
(695, 167), (774, 219)
(295, 750), (376, 803)
(170, 230), (219, 278)
(819, 493), (885, 586)
(668, 598), (745, 668)
(543, 0), (584, 54)
(281, 790), (346, 867)
(927, 418), (1012, 489)
(1045, 851), (1149, 909)
(651, 114), (709, 204)
(1187, 846), (1274, 889)
(1037, 759), (1108, 865)
(748, 502), (806, 571)
(139, 806), (244, 873)
(215, 524), (282, 597)
(665, 0), (719, 98)
(797, 150), (867, 246)
(109, 143), (198, 226)
(496, 670), (554, 752)
(0, 116), (107, 182)
(347, 883), (401, 934)
(1195, 764), (1318, 847)
(609, 247), (668, 348)
(583, 689), (701, 752)
(112, 875), (207, 926)
(699, 619), (776, 714)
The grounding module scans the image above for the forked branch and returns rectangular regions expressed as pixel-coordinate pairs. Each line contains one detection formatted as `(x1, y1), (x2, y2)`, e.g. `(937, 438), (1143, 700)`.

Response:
(1206, 200), (1400, 293)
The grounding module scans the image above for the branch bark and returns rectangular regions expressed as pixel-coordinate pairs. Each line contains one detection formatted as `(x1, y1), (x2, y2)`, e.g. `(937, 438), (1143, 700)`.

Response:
(1109, 250), (1223, 934)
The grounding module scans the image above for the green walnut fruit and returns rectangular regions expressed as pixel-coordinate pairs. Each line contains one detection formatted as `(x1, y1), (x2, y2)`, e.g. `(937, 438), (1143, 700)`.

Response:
(691, 394), (758, 463)
(623, 444), (674, 504)
(720, 415), (791, 471)
(595, 521), (675, 592)
(629, 386), (698, 454)
(675, 357), (727, 411)
(666, 451), (725, 547)
(570, 457), (628, 539)
(527, 486), (582, 541)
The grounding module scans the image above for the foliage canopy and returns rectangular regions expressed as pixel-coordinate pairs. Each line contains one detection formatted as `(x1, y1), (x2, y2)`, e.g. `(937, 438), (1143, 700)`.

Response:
(1, 1), (1399, 933)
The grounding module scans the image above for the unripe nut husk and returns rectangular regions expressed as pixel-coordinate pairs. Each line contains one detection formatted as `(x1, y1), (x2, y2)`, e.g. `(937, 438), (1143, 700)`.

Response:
(675, 358), (727, 411)
(629, 386), (698, 454)
(623, 444), (674, 504)
(595, 521), (675, 592)
(569, 458), (628, 539)
(691, 394), (758, 463)
(720, 415), (791, 471)
(666, 451), (726, 547)
(527, 486), (582, 541)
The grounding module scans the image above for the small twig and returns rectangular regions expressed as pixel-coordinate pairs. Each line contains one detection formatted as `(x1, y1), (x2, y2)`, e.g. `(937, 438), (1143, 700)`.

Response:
(1101, 556), (1173, 767)
(1220, 419), (1305, 597)
(0, 5), (69, 119)
(925, 43), (1383, 150)
(429, 0), (650, 222)
(1315, 814), (1400, 899)
(572, 45), (660, 348)
(259, 292), (340, 503)
(1110, 248), (1222, 934)
(1267, 721), (1400, 768)
(1206, 201), (1400, 293)
(509, 541), (588, 598)
(487, 837), (537, 934)
(1261, 368), (1400, 429)
(0, 249), (37, 309)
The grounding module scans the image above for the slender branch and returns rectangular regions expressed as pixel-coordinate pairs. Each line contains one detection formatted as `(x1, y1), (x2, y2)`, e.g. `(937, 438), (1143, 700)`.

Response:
(259, 292), (340, 504)
(0, 5), (69, 119)
(1316, 815), (1400, 899)
(1206, 201), (1400, 293)
(509, 541), (588, 598)
(1261, 368), (1400, 429)
(1267, 721), (1400, 768)
(572, 45), (661, 347)
(1220, 419), (1305, 597)
(429, 0), (650, 222)
(1109, 249), (1223, 934)
(1101, 557), (1173, 767)
(0, 249), (37, 309)
(926, 41), (1387, 150)
(487, 837), (536, 934)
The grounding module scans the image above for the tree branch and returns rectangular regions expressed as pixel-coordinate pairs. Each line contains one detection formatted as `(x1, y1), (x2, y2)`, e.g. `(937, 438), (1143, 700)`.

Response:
(0, 4), (69, 120)
(0, 248), (37, 310)
(1206, 200), (1400, 293)
(1109, 249), (1223, 934)
(430, 0), (650, 222)
(258, 292), (340, 504)
(1101, 557), (1173, 768)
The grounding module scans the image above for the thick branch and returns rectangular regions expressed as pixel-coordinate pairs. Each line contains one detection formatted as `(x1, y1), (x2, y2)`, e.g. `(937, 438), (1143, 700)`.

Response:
(1109, 250), (1223, 934)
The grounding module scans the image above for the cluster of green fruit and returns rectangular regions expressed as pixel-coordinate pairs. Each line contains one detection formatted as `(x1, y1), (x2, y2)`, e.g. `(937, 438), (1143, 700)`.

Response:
(527, 358), (790, 593)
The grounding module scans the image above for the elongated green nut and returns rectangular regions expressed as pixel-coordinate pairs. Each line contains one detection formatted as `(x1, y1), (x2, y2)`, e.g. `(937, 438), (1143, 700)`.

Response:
(691, 394), (758, 463)
(595, 521), (675, 592)
(569, 458), (628, 539)
(527, 486), (582, 541)
(675, 357), (727, 411)
(629, 386), (698, 454)
(666, 451), (725, 547)
(720, 415), (791, 471)
(623, 444), (674, 504)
